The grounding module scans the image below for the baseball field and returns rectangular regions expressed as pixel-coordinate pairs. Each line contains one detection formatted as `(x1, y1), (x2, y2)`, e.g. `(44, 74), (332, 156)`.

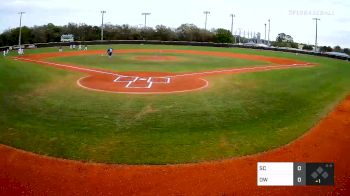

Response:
(1, 44), (350, 194)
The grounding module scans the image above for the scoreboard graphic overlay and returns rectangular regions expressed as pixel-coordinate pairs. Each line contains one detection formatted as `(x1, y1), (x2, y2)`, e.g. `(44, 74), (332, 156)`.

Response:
(257, 162), (334, 186)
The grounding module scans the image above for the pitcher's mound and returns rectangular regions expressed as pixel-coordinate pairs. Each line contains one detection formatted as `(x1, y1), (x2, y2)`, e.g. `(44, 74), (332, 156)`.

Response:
(135, 55), (184, 62)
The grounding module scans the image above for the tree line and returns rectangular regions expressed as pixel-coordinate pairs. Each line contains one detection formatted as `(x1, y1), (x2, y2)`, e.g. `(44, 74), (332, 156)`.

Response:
(1, 22), (348, 55)
(272, 33), (349, 54)
(0, 23), (234, 46)
(301, 44), (349, 53)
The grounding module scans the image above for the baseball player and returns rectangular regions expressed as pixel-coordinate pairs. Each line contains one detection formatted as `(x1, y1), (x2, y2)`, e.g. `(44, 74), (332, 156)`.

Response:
(107, 48), (113, 58)
(18, 48), (24, 55)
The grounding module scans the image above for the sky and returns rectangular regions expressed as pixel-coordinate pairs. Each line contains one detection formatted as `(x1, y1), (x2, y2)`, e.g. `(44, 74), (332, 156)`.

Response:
(0, 0), (349, 48)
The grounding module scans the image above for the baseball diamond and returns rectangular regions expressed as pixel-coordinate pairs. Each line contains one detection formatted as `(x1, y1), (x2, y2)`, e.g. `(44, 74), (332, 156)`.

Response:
(13, 49), (314, 94)
(1, 44), (350, 195)
(1, 0), (350, 194)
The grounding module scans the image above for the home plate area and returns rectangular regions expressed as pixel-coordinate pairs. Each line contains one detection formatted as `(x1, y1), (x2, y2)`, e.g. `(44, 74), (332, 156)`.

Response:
(78, 73), (208, 94)
(114, 75), (171, 88)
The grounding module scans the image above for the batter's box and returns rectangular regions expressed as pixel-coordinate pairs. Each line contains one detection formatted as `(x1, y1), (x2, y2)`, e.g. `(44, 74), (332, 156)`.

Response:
(113, 76), (171, 89)
(114, 76), (137, 82)
(149, 77), (171, 84)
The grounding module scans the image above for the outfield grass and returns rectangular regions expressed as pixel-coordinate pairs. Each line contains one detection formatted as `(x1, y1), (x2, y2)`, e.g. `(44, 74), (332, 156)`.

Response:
(48, 51), (269, 73)
(1, 44), (350, 164)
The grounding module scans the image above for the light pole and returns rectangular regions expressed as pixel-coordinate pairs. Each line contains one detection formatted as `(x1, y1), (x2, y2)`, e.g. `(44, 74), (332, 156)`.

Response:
(238, 28), (241, 43)
(313, 18), (320, 52)
(230, 14), (236, 43)
(18, 12), (25, 48)
(100, 11), (106, 41)
(243, 30), (246, 43)
(264, 23), (267, 41)
(204, 11), (210, 30)
(268, 19), (271, 46)
(230, 14), (235, 34)
(234, 30), (237, 44)
(142, 13), (151, 28)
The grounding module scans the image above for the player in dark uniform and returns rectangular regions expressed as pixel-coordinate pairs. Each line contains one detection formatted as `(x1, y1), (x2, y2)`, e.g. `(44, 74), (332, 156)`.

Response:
(107, 48), (113, 58)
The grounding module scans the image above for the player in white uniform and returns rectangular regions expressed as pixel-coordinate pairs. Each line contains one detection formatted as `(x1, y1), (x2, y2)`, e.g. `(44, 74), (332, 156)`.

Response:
(18, 48), (24, 55)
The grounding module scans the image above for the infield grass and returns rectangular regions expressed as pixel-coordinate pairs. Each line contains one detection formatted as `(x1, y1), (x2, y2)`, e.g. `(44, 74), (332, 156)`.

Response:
(1, 45), (350, 164)
(48, 51), (270, 73)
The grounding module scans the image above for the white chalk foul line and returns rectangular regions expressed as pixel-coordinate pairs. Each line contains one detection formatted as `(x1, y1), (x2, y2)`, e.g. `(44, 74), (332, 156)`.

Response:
(14, 57), (314, 93)
(14, 57), (119, 76)
(163, 63), (314, 78)
(13, 57), (314, 80)
(14, 58), (312, 79)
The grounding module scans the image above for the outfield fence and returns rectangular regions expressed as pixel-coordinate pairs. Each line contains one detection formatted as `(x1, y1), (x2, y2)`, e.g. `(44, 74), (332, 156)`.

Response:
(1, 40), (349, 61)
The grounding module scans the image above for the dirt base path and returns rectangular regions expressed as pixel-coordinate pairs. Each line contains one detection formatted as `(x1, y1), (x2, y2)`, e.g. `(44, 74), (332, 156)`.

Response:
(1, 94), (349, 195)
